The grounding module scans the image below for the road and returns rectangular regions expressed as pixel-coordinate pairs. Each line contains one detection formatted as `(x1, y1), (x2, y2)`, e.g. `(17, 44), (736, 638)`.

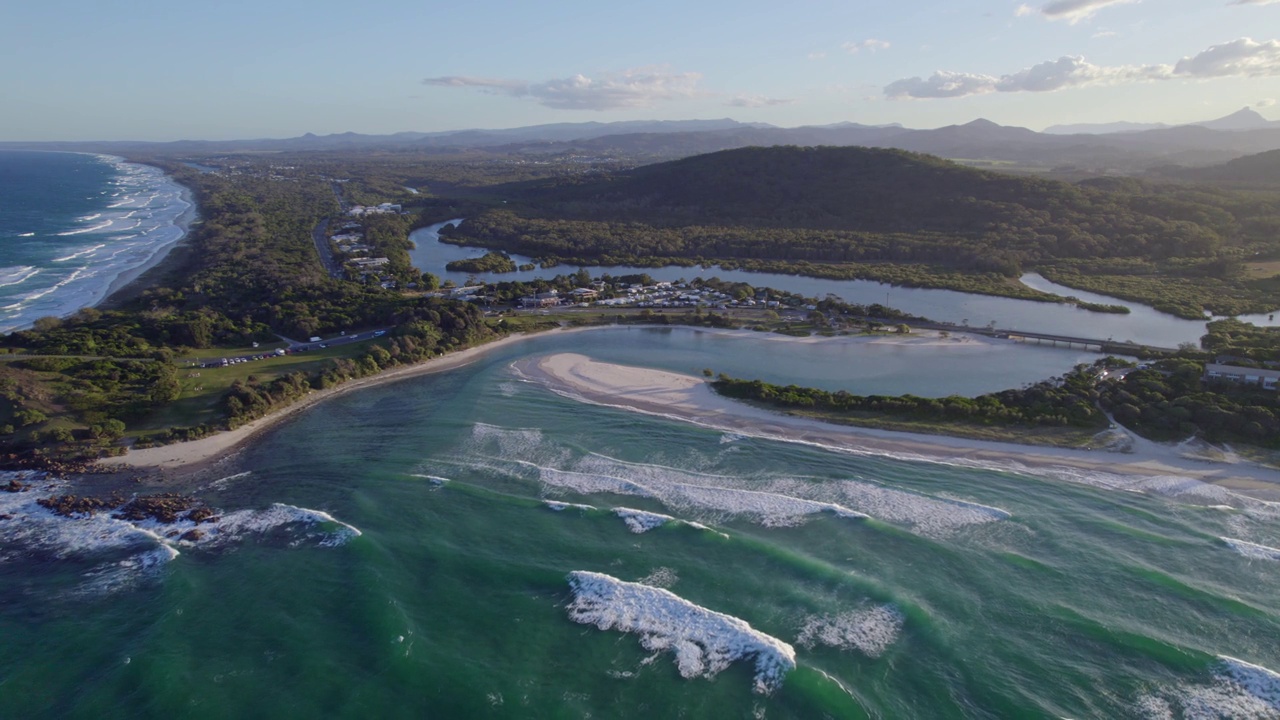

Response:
(311, 218), (343, 279)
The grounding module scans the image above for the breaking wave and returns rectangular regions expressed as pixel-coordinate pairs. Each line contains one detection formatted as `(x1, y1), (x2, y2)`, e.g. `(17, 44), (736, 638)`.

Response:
(566, 570), (796, 694)
(1137, 656), (1280, 719)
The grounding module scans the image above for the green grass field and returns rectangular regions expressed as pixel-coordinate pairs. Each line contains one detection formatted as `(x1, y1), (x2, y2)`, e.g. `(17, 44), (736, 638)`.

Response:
(136, 339), (383, 433)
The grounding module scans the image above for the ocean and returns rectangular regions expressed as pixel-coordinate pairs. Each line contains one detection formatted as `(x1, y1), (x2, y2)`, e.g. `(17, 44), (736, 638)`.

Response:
(2, 328), (1278, 718)
(0, 150), (192, 333)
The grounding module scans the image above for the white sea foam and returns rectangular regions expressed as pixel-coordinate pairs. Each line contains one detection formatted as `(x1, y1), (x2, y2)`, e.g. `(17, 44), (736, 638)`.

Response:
(17, 232), (34, 237)
(204, 471), (252, 491)
(614, 507), (675, 533)
(187, 503), (363, 548)
(544, 500), (596, 512)
(52, 244), (105, 262)
(409, 473), (451, 486)
(463, 425), (1013, 533)
(0, 475), (358, 594)
(1222, 538), (1280, 562)
(0, 266), (39, 287)
(566, 570), (796, 694)
(763, 477), (1010, 537)
(1137, 656), (1280, 719)
(55, 219), (114, 236)
(638, 567), (679, 588)
(796, 605), (904, 658)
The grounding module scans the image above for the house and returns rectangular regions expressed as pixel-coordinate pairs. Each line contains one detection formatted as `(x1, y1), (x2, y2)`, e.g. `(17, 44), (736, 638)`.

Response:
(570, 288), (599, 300)
(350, 257), (390, 269)
(520, 291), (561, 308)
(448, 285), (485, 298)
(1204, 363), (1280, 390)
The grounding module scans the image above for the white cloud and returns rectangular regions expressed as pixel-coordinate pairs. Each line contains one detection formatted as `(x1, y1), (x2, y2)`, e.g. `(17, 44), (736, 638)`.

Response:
(1229, 0), (1280, 5)
(886, 37), (1280, 99)
(807, 51), (827, 60)
(423, 68), (703, 111)
(727, 94), (794, 108)
(885, 71), (1000, 99)
(1018, 0), (1137, 23)
(1257, 98), (1277, 107)
(841, 39), (891, 53)
(1092, 30), (1118, 38)
(1171, 37), (1280, 77)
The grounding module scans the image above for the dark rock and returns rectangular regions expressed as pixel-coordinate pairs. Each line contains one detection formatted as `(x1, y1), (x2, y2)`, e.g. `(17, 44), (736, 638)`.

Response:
(179, 529), (204, 542)
(113, 493), (200, 524)
(37, 494), (115, 517)
(188, 507), (217, 524)
(3, 479), (27, 492)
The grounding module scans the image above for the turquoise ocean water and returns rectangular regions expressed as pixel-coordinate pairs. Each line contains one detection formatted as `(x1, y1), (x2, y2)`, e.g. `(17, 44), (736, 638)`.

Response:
(3, 328), (1278, 718)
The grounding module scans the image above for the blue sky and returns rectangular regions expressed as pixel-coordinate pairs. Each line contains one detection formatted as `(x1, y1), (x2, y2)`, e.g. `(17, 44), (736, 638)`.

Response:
(1, 0), (1277, 140)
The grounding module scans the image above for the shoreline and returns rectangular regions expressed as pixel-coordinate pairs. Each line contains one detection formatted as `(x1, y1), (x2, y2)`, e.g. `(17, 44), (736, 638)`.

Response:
(519, 352), (1280, 503)
(99, 170), (197, 303)
(92, 325), (986, 474)
(95, 323), (1280, 501)
(97, 329), (590, 472)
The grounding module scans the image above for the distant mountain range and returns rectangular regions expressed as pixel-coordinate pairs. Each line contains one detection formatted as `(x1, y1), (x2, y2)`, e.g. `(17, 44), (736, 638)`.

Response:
(4, 109), (1279, 174)
(1044, 107), (1278, 135)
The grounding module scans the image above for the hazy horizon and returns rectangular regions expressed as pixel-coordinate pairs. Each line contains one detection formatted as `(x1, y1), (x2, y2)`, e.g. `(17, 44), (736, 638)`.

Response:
(2, 0), (1278, 142)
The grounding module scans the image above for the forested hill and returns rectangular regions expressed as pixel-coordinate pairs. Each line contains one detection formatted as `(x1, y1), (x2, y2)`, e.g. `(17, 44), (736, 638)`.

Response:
(443, 145), (1280, 316)
(1170, 149), (1280, 187)
(513, 145), (1107, 234)
(482, 145), (1255, 263)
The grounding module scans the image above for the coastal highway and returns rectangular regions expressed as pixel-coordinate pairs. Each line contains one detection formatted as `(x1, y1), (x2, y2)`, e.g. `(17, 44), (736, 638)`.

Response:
(311, 218), (343, 279)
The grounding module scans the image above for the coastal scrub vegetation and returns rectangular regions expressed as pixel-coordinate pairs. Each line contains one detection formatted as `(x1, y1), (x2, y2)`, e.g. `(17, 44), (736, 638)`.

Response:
(0, 162), (496, 465)
(712, 361), (1113, 445)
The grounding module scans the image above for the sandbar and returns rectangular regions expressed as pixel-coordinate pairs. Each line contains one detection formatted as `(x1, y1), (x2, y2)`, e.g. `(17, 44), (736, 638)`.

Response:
(520, 352), (1280, 502)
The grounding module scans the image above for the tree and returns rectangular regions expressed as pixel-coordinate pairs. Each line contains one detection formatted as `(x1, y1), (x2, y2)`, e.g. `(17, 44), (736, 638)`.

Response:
(420, 272), (441, 291)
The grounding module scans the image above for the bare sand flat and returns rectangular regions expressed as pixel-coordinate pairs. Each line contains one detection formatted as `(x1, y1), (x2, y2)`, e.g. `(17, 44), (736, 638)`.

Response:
(522, 353), (1280, 502)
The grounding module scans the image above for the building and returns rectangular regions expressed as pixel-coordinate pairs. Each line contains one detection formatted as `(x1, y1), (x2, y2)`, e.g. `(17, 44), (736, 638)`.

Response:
(570, 288), (599, 300)
(350, 257), (390, 268)
(1204, 363), (1280, 390)
(520, 291), (561, 308)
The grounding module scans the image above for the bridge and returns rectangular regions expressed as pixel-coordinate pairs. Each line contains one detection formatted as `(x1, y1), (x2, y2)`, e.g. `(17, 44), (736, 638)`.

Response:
(897, 321), (1180, 355)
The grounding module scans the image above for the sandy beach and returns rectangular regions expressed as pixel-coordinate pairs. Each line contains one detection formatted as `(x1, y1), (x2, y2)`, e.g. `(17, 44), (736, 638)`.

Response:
(520, 352), (1280, 502)
(97, 324), (1280, 502)
(99, 331), (545, 471)
(101, 173), (198, 302)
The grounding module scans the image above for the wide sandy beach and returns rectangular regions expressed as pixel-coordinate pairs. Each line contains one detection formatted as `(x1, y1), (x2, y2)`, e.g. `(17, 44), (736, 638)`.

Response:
(519, 352), (1280, 502)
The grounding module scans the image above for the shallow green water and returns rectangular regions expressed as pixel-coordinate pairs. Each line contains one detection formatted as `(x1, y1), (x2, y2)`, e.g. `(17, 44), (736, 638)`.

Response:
(3, 329), (1279, 718)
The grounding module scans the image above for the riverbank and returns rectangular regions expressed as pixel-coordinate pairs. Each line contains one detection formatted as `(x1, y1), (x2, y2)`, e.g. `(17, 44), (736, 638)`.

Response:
(519, 352), (1280, 503)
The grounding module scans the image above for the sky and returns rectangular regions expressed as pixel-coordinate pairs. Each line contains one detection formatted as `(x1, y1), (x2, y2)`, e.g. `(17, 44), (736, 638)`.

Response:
(1, 0), (1278, 141)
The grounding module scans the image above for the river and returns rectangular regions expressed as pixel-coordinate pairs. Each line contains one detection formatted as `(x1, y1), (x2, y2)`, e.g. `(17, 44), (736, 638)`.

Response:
(409, 220), (1280, 348)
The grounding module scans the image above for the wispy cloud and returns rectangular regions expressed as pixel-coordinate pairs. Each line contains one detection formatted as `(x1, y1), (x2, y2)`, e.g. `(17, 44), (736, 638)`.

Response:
(1017, 0), (1137, 23)
(842, 38), (891, 53)
(423, 68), (703, 111)
(886, 37), (1280, 99)
(1229, 0), (1280, 5)
(807, 51), (827, 61)
(727, 94), (794, 108)
(1173, 37), (1280, 76)
(1258, 98), (1277, 107)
